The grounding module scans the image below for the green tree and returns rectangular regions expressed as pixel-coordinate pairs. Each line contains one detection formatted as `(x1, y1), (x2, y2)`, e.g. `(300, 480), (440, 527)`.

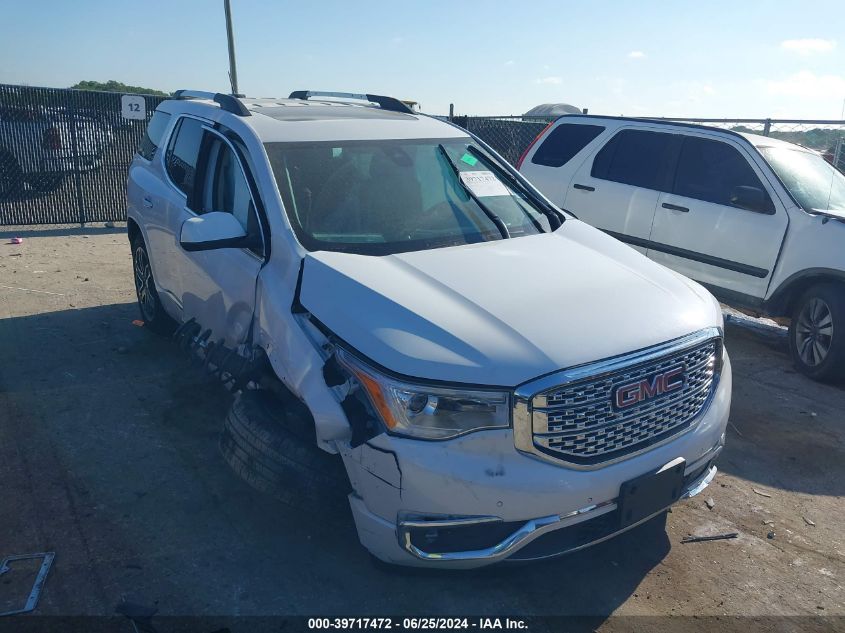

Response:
(71, 80), (169, 97)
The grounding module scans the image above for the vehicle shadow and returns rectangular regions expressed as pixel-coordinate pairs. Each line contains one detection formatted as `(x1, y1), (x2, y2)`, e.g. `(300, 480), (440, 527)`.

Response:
(0, 224), (126, 239)
(718, 321), (845, 497)
(0, 303), (668, 620)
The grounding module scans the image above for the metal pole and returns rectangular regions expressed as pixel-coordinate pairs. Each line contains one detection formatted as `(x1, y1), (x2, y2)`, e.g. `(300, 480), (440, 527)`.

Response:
(224, 0), (240, 96)
(448, 103), (454, 121)
(67, 93), (86, 227)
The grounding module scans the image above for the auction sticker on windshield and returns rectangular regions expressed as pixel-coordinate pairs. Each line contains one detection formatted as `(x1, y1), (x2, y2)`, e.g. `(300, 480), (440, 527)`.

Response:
(459, 171), (510, 198)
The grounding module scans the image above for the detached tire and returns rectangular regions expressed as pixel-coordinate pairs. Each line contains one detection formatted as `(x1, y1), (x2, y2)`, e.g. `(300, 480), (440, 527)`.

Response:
(220, 390), (348, 513)
(788, 283), (845, 382)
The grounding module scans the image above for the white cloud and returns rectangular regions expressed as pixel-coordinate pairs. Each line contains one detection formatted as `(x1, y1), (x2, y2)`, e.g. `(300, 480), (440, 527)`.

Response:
(390, 36), (404, 45)
(627, 51), (646, 59)
(780, 38), (836, 55)
(536, 76), (562, 85)
(767, 71), (845, 98)
(504, 60), (515, 67)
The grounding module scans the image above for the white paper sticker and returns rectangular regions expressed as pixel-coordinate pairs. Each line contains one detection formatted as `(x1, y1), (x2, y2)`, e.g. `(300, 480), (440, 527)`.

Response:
(121, 95), (146, 120)
(459, 171), (510, 198)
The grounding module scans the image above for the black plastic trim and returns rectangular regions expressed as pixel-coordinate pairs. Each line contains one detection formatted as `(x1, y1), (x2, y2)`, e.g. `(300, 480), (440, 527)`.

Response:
(604, 231), (769, 278)
(763, 268), (845, 315)
(287, 90), (413, 114)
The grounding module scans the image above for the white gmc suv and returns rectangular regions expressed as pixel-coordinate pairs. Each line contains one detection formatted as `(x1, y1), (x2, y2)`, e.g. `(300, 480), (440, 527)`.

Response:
(519, 116), (845, 381)
(126, 90), (731, 568)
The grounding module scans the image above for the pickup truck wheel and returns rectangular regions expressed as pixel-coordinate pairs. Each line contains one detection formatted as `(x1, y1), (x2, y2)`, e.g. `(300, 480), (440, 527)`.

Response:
(130, 237), (176, 335)
(789, 283), (845, 382)
(26, 173), (64, 193)
(220, 390), (349, 514)
(0, 152), (22, 200)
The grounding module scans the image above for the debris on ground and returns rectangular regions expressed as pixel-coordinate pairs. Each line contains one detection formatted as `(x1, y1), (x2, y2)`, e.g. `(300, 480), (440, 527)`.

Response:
(681, 532), (739, 544)
(767, 531), (776, 539)
(753, 488), (773, 498)
(9, 237), (23, 244)
(0, 552), (55, 616)
(762, 519), (775, 525)
(705, 497), (715, 510)
(802, 516), (816, 527)
(131, 320), (145, 327)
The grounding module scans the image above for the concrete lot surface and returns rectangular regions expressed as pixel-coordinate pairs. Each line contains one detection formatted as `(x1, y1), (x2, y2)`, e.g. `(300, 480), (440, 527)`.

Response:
(1, 225), (843, 630)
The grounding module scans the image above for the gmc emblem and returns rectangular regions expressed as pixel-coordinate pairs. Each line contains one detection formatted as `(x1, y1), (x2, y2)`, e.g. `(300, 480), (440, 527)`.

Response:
(614, 365), (686, 409)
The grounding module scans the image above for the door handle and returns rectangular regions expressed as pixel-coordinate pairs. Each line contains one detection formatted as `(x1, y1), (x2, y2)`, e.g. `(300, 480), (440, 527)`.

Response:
(573, 183), (595, 192)
(142, 196), (154, 208)
(662, 202), (689, 213)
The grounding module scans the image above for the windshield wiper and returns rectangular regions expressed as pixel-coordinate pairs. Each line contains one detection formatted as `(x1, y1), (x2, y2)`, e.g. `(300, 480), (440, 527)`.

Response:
(437, 144), (510, 240)
(466, 145), (563, 230)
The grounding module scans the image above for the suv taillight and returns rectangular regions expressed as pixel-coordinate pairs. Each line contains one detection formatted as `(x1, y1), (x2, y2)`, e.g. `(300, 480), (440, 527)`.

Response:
(42, 127), (62, 150)
(516, 121), (554, 170)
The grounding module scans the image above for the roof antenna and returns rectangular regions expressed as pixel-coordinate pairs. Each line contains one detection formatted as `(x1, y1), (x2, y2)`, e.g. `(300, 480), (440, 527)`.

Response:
(223, 0), (243, 97)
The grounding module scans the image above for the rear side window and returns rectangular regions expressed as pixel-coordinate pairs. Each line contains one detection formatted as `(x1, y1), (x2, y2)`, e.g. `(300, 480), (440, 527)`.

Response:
(137, 110), (171, 161)
(674, 136), (772, 210)
(165, 117), (204, 196)
(531, 123), (605, 167)
(591, 129), (675, 190)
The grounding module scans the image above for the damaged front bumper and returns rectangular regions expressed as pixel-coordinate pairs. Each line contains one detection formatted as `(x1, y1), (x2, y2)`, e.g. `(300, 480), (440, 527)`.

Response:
(397, 460), (717, 564)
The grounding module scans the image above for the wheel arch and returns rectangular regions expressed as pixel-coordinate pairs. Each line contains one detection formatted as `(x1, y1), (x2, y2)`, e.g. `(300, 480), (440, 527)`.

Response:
(127, 216), (142, 246)
(765, 269), (845, 317)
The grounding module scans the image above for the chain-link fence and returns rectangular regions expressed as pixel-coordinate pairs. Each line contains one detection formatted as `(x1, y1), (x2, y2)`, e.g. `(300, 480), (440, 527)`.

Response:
(0, 84), (165, 225)
(451, 116), (554, 165)
(453, 114), (845, 171)
(2, 81), (844, 226)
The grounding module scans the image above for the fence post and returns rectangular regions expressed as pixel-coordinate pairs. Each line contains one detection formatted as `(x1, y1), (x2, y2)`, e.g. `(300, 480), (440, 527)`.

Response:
(763, 118), (772, 136)
(67, 93), (87, 226)
(448, 103), (454, 122)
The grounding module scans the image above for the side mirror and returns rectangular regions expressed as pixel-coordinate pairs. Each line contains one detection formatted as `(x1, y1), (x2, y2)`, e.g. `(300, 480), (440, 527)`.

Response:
(179, 212), (254, 252)
(730, 186), (771, 214)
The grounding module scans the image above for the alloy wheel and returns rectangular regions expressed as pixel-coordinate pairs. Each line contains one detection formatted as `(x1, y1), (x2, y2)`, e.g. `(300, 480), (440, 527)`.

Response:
(795, 297), (834, 367)
(133, 246), (156, 321)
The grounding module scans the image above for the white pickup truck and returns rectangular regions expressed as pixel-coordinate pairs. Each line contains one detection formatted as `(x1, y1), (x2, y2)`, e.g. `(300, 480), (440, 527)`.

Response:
(0, 105), (111, 198)
(519, 116), (845, 381)
(126, 91), (731, 567)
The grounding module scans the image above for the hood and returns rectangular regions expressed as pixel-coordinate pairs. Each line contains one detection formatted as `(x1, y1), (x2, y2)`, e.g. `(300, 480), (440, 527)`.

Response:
(299, 220), (721, 387)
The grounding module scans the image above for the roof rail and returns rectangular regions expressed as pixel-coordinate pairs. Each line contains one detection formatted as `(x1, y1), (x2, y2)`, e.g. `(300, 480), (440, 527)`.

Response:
(172, 90), (250, 117)
(288, 90), (413, 114)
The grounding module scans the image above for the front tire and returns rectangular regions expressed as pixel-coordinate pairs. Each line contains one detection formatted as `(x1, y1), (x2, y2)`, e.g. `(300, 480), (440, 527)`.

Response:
(220, 390), (349, 514)
(130, 237), (176, 335)
(788, 283), (845, 382)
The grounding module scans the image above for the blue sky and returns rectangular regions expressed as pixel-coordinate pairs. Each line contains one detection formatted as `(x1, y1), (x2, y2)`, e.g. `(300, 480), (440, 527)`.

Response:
(2, 0), (844, 118)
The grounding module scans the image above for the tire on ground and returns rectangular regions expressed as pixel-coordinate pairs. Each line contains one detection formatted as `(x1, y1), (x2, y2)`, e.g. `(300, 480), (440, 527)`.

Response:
(220, 390), (349, 514)
(788, 282), (845, 382)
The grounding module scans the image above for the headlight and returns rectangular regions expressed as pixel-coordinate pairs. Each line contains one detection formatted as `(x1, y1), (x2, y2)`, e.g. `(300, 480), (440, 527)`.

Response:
(335, 348), (510, 440)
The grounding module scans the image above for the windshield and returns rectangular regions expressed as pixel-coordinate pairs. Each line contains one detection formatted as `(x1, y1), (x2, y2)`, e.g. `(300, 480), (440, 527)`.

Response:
(760, 146), (845, 214)
(264, 138), (552, 255)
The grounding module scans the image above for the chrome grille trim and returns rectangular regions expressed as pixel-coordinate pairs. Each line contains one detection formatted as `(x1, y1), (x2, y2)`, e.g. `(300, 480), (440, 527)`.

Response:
(513, 327), (723, 470)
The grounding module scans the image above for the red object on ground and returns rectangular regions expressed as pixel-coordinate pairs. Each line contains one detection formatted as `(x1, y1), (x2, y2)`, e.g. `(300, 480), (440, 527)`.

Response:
(131, 320), (145, 327)
(10, 237), (23, 245)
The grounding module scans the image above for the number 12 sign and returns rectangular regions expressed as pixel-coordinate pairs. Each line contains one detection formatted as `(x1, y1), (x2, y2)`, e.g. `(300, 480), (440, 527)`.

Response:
(121, 95), (146, 120)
